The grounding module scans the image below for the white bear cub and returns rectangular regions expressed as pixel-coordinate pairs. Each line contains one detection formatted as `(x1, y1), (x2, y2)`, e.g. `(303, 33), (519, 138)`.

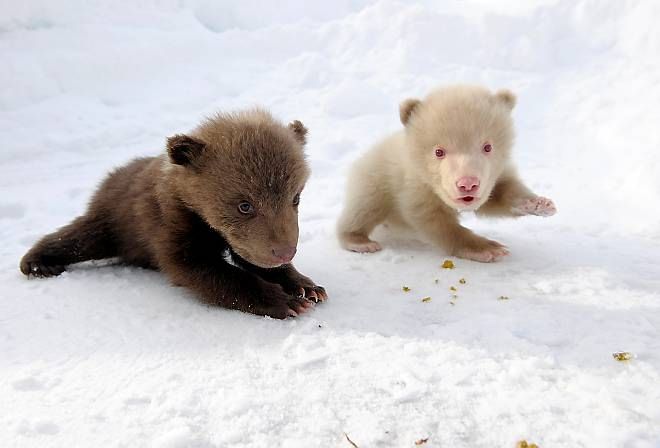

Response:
(337, 85), (556, 262)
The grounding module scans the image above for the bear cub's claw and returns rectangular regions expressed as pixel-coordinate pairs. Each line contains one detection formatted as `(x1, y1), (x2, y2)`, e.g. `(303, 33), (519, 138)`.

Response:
(513, 196), (556, 217)
(297, 285), (328, 303)
(277, 269), (327, 304)
(20, 259), (65, 278)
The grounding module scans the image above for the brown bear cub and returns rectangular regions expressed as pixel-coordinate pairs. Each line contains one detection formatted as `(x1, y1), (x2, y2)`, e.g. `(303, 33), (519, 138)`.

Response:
(337, 85), (556, 262)
(20, 109), (326, 318)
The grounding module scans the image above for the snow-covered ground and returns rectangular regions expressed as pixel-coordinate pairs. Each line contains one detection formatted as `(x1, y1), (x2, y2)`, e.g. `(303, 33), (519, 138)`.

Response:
(2, 1), (660, 446)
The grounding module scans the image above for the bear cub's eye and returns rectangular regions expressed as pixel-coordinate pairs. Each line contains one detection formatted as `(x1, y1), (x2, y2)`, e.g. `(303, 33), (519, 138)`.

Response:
(434, 146), (446, 159)
(238, 201), (254, 214)
(483, 143), (493, 153)
(293, 193), (301, 206)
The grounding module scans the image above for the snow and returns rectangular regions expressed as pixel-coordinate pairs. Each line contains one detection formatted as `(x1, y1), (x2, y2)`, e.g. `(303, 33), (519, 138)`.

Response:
(1, 0), (660, 447)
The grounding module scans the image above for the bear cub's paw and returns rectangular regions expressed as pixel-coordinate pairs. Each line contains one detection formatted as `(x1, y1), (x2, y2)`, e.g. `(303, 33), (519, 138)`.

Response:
(278, 272), (327, 303)
(255, 281), (316, 319)
(341, 233), (382, 253)
(347, 241), (382, 253)
(293, 282), (327, 304)
(20, 258), (65, 278)
(512, 196), (556, 217)
(455, 239), (509, 263)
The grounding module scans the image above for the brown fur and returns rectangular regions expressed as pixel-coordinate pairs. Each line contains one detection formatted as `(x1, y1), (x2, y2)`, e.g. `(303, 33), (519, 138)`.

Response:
(20, 109), (327, 318)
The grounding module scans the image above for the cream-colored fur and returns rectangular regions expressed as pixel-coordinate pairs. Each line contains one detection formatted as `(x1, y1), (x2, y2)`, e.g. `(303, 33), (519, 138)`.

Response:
(337, 85), (556, 262)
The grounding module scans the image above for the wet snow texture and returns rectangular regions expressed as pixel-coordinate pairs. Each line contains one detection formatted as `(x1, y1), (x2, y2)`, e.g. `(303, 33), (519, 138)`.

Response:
(1, 1), (660, 447)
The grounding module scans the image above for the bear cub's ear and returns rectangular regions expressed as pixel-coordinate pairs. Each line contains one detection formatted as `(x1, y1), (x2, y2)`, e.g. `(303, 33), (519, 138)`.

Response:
(288, 120), (308, 145)
(167, 134), (206, 166)
(399, 98), (422, 126)
(494, 89), (517, 110)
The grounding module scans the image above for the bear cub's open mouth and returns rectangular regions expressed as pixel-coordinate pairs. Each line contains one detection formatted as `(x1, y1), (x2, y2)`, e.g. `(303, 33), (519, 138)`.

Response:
(457, 196), (475, 203)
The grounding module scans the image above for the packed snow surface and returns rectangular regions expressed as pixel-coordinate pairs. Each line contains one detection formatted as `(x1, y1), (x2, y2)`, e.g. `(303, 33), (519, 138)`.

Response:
(1, 1), (660, 447)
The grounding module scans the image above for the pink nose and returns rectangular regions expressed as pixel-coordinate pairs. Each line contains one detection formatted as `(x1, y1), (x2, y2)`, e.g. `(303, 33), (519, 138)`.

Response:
(272, 246), (297, 263)
(456, 176), (480, 194)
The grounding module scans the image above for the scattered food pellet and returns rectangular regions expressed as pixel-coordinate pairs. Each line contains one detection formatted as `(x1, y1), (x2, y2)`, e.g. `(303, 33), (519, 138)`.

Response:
(449, 286), (457, 292)
(415, 438), (429, 445)
(498, 295), (510, 301)
(434, 279), (439, 284)
(612, 351), (633, 361)
(459, 278), (466, 284)
(451, 294), (458, 299)
(402, 286), (411, 292)
(421, 296), (432, 303)
(441, 259), (455, 269)
(449, 301), (455, 306)
(517, 441), (538, 448)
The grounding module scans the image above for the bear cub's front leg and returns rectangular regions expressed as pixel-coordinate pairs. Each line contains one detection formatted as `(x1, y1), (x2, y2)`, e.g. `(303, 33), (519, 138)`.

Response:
(402, 196), (510, 263)
(231, 254), (327, 304)
(159, 250), (316, 319)
(477, 174), (557, 219)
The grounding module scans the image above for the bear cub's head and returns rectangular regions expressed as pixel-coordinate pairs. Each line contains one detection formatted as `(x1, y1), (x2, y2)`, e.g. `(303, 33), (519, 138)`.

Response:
(166, 109), (310, 268)
(400, 85), (516, 212)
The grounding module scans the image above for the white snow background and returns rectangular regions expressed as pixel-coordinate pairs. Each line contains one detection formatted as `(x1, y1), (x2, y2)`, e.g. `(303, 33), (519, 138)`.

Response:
(1, 1), (660, 447)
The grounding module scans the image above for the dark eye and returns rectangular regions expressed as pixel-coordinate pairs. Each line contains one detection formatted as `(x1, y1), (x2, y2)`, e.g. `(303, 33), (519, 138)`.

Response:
(293, 193), (301, 206)
(434, 146), (446, 159)
(238, 201), (254, 214)
(483, 143), (492, 153)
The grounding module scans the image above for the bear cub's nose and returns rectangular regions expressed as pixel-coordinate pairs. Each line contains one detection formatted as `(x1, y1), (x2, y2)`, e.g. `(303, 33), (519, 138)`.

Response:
(272, 246), (297, 263)
(456, 176), (480, 194)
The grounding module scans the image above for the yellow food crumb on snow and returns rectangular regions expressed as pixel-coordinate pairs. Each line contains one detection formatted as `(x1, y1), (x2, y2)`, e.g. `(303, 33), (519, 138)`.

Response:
(517, 441), (539, 448)
(459, 278), (466, 284)
(421, 296), (432, 303)
(402, 286), (411, 292)
(449, 286), (457, 292)
(498, 295), (510, 301)
(441, 260), (455, 269)
(612, 352), (633, 361)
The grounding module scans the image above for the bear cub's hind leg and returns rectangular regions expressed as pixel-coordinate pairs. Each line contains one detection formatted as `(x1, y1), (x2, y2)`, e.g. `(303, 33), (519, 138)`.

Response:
(20, 215), (117, 278)
(336, 176), (391, 253)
